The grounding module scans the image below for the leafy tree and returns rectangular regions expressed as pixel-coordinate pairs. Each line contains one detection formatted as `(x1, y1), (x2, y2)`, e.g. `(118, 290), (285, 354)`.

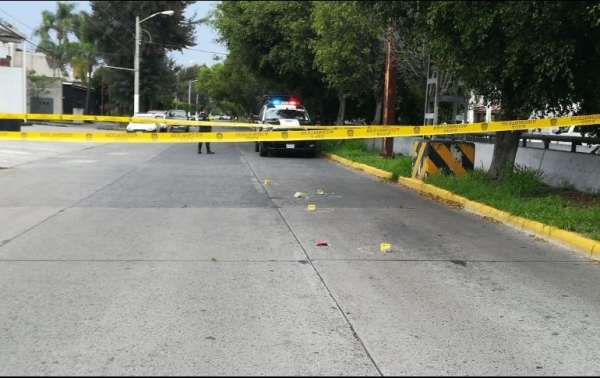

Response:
(311, 1), (385, 125)
(69, 11), (100, 114)
(425, 1), (584, 178)
(210, 1), (335, 118)
(564, 2), (600, 140)
(195, 63), (226, 113)
(174, 64), (200, 107)
(356, 1), (456, 127)
(27, 70), (59, 98)
(33, 1), (78, 77)
(195, 56), (266, 117)
(88, 1), (199, 114)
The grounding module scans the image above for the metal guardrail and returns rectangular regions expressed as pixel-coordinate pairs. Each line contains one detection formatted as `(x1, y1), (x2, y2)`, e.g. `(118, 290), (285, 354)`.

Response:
(444, 133), (600, 153)
(520, 133), (600, 152)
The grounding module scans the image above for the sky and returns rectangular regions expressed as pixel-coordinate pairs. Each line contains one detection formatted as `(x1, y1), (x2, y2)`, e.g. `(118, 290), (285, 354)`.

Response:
(0, 1), (228, 67)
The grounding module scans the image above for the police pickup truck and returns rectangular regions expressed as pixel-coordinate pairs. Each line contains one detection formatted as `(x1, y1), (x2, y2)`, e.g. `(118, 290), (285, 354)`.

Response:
(252, 95), (317, 157)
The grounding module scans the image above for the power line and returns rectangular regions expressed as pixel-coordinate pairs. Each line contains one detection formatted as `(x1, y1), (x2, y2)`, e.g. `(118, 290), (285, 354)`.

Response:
(82, 10), (135, 55)
(0, 8), (131, 58)
(0, 8), (33, 36)
(2, 6), (227, 61)
(108, 36), (135, 60)
(86, 5), (228, 56)
(0, 20), (26, 41)
(0, 21), (65, 70)
(0, 20), (126, 74)
(90, 1), (136, 34)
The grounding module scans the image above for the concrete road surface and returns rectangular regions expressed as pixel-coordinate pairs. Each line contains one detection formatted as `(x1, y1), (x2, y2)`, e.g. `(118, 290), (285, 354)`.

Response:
(1, 128), (600, 376)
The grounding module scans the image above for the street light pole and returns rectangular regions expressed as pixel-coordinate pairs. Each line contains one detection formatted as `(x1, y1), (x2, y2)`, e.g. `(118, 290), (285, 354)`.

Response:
(134, 10), (174, 114)
(134, 16), (140, 114)
(188, 79), (198, 108)
(176, 60), (195, 103)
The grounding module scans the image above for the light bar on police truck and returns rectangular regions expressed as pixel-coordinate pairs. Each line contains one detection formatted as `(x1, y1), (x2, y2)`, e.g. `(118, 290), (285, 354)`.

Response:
(269, 97), (298, 106)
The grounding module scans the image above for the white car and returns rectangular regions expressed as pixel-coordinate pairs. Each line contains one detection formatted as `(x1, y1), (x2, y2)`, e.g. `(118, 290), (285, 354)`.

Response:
(147, 110), (169, 132)
(126, 113), (166, 133)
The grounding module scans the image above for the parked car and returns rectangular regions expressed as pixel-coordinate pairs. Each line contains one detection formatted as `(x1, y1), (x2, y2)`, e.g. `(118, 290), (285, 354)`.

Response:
(553, 126), (599, 151)
(554, 126), (591, 137)
(165, 109), (190, 132)
(126, 113), (167, 133)
(147, 110), (169, 132)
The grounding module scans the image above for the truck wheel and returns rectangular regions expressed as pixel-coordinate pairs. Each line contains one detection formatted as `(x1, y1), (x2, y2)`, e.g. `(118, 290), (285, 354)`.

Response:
(255, 142), (260, 152)
(259, 142), (268, 157)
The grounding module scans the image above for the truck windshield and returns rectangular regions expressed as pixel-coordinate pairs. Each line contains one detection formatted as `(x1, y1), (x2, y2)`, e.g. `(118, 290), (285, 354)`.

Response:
(265, 109), (308, 121)
(168, 110), (187, 119)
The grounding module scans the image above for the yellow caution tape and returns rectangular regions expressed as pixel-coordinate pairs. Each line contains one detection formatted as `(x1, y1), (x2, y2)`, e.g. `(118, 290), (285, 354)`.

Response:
(0, 113), (598, 143)
(0, 113), (258, 128)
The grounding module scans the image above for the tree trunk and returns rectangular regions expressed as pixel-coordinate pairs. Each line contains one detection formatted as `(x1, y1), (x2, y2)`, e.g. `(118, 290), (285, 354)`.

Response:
(486, 89), (528, 179)
(336, 93), (346, 126)
(380, 28), (396, 159)
(372, 91), (383, 126)
(369, 91), (384, 151)
(487, 130), (523, 178)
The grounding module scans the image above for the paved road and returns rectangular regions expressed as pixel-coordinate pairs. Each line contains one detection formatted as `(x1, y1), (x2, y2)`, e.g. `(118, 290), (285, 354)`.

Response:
(1, 130), (600, 376)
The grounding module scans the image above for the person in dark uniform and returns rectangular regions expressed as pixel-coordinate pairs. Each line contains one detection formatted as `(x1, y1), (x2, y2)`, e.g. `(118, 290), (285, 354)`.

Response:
(197, 108), (214, 154)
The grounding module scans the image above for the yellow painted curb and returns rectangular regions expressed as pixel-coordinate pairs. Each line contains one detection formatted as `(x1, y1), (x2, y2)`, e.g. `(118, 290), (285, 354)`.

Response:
(323, 152), (600, 260)
(322, 152), (392, 179)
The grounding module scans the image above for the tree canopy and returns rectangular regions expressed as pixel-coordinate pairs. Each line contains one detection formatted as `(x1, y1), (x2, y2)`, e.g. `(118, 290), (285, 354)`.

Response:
(26, 1), (600, 174)
(88, 0), (199, 114)
(425, 1), (600, 176)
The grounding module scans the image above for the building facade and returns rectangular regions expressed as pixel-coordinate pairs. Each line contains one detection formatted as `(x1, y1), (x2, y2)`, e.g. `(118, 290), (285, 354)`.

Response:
(1, 25), (99, 116)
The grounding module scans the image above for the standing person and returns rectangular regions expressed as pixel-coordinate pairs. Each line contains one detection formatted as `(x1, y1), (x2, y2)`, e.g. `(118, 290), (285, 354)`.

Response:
(197, 108), (214, 154)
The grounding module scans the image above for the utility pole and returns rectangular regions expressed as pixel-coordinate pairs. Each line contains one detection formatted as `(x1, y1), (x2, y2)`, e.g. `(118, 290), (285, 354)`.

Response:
(188, 80), (198, 108)
(380, 24), (396, 158)
(134, 15), (140, 114)
(134, 10), (174, 114)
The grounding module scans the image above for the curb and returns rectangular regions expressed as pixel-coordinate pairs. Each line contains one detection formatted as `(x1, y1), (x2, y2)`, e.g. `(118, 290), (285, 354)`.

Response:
(323, 153), (393, 180)
(322, 152), (600, 261)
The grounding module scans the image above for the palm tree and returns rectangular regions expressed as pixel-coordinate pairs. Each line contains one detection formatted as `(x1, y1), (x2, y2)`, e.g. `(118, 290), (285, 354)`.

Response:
(70, 43), (97, 114)
(70, 11), (99, 115)
(33, 1), (77, 77)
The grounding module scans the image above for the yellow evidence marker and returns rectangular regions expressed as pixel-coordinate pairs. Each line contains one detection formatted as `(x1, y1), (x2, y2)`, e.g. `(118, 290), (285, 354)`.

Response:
(317, 189), (324, 195)
(380, 243), (391, 253)
(307, 204), (316, 211)
(264, 179), (271, 185)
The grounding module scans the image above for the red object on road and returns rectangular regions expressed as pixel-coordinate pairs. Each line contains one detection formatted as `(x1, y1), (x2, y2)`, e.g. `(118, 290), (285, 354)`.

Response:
(316, 241), (329, 246)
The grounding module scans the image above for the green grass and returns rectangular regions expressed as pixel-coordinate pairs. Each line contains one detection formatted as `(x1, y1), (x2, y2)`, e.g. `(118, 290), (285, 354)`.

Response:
(319, 141), (600, 242)
(319, 139), (412, 180)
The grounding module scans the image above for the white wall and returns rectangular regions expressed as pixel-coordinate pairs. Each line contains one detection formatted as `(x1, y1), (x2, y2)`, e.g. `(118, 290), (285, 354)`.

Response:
(12, 50), (56, 77)
(515, 145), (600, 193)
(45, 80), (63, 114)
(0, 43), (9, 59)
(366, 136), (600, 194)
(0, 67), (25, 113)
(0, 45), (63, 114)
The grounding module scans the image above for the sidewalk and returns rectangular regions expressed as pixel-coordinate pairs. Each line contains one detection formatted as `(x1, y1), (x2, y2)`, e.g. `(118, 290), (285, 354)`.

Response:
(0, 124), (109, 169)
(23, 121), (122, 130)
